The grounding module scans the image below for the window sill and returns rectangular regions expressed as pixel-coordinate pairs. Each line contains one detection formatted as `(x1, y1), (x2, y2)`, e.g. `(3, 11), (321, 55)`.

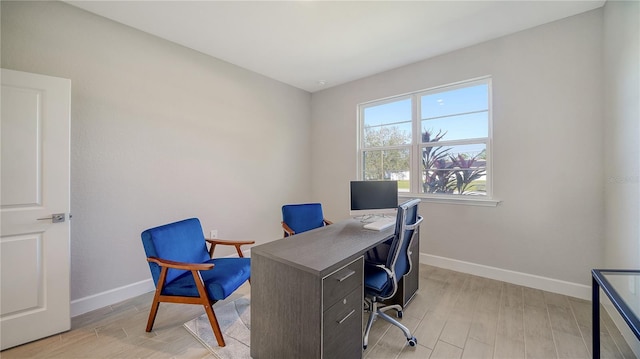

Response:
(399, 194), (501, 207)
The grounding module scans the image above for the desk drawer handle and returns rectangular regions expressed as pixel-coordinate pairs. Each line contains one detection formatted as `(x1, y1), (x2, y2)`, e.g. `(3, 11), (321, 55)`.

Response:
(336, 269), (355, 282)
(337, 309), (355, 324)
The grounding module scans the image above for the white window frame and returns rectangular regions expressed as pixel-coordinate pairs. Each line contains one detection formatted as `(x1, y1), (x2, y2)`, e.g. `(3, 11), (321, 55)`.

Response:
(357, 76), (499, 207)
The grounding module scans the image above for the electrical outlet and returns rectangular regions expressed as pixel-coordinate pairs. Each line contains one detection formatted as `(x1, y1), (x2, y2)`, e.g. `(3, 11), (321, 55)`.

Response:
(210, 229), (218, 239)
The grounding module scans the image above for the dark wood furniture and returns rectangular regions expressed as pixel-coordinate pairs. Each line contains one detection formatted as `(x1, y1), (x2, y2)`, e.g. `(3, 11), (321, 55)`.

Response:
(250, 218), (420, 358)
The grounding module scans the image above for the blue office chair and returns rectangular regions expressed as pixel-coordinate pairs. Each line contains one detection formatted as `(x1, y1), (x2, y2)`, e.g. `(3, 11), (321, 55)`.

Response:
(362, 199), (423, 350)
(281, 203), (333, 237)
(141, 218), (254, 347)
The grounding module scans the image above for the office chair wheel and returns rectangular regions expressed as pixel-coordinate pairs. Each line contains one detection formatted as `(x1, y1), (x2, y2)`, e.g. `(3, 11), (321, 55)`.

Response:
(363, 344), (367, 350)
(407, 337), (417, 347)
(397, 310), (403, 318)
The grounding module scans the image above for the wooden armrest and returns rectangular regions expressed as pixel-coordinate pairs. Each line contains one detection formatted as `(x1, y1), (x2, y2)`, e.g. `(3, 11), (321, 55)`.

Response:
(205, 238), (255, 246)
(281, 222), (295, 237)
(205, 238), (255, 258)
(147, 256), (214, 271)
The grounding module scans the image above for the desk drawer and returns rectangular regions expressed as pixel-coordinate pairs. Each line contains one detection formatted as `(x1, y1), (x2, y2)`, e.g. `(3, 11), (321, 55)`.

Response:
(323, 287), (362, 358)
(323, 257), (363, 308)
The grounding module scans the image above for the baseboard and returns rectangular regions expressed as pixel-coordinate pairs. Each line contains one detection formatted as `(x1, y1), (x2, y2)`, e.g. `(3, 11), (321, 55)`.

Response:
(70, 250), (251, 318)
(70, 279), (155, 317)
(71, 252), (588, 318)
(420, 253), (591, 300)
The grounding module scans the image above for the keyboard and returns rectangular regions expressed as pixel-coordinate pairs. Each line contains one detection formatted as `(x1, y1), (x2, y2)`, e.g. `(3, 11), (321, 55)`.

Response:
(363, 218), (396, 231)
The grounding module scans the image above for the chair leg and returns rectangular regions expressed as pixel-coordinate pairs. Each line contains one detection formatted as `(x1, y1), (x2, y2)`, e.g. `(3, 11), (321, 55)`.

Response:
(203, 303), (226, 347)
(362, 302), (378, 349)
(147, 266), (169, 332)
(378, 303), (402, 315)
(145, 299), (161, 332)
(377, 310), (413, 340)
(363, 300), (417, 349)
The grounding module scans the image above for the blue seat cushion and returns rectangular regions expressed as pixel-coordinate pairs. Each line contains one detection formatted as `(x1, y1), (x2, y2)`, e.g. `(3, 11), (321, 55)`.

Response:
(161, 257), (251, 301)
(141, 218), (211, 284)
(364, 263), (391, 296)
(282, 203), (325, 234)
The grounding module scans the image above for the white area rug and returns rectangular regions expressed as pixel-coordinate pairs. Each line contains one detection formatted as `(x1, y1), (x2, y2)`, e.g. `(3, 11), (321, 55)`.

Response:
(183, 296), (251, 359)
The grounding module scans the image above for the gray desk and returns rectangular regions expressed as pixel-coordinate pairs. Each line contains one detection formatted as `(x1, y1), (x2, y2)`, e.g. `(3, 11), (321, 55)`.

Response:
(250, 218), (419, 358)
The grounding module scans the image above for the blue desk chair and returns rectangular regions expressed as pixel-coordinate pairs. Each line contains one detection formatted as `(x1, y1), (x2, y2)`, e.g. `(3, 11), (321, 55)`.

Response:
(363, 199), (423, 350)
(141, 218), (254, 347)
(281, 203), (332, 237)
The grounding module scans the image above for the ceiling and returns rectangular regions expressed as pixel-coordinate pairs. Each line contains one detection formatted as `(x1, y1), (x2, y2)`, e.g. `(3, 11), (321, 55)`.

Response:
(65, 0), (605, 93)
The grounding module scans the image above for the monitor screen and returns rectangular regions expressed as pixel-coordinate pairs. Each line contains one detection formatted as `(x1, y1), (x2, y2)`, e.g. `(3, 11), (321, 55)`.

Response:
(350, 180), (398, 216)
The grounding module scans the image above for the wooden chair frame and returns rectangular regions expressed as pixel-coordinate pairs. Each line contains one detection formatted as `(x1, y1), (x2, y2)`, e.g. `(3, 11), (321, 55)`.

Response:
(145, 238), (254, 347)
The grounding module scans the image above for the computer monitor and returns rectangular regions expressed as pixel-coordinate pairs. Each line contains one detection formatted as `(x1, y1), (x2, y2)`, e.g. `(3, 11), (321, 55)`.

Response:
(350, 180), (398, 217)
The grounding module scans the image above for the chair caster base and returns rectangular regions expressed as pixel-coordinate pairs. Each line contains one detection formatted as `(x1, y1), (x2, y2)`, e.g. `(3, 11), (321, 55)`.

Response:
(407, 337), (417, 347)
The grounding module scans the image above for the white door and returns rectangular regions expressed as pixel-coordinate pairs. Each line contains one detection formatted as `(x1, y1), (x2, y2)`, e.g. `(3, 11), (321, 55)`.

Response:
(1, 69), (71, 350)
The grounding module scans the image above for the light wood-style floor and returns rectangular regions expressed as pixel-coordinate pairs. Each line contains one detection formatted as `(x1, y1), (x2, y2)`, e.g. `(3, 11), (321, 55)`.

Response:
(2, 264), (635, 359)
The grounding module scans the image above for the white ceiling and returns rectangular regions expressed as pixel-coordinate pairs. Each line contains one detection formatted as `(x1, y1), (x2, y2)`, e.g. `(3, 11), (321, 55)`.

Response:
(65, 0), (605, 92)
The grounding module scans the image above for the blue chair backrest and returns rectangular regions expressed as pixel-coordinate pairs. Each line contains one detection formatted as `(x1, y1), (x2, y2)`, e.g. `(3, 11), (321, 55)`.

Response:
(386, 199), (421, 294)
(141, 218), (210, 285)
(282, 203), (326, 234)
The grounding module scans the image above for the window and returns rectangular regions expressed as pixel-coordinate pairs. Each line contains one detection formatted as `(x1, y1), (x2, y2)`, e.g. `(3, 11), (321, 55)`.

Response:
(358, 77), (494, 204)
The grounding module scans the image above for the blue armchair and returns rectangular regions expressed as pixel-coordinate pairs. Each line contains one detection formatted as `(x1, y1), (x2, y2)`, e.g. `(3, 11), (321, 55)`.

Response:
(281, 203), (332, 237)
(362, 199), (423, 350)
(141, 218), (254, 347)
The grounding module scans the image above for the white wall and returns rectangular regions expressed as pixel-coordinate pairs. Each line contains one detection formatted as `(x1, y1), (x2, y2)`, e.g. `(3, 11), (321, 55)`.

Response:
(603, 0), (640, 355)
(1, 1), (312, 310)
(312, 9), (605, 289)
(603, 0), (640, 270)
